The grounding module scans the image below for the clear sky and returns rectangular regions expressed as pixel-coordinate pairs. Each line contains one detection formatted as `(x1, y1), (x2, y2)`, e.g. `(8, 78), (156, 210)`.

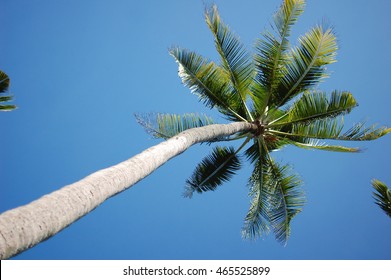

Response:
(1, 0), (390, 260)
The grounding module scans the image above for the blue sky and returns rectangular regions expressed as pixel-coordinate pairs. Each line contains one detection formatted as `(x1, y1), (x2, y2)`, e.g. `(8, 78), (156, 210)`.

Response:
(1, 0), (390, 260)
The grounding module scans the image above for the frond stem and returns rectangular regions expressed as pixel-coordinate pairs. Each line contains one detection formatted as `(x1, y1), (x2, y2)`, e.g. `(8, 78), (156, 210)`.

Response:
(268, 129), (340, 140)
(267, 111), (289, 126)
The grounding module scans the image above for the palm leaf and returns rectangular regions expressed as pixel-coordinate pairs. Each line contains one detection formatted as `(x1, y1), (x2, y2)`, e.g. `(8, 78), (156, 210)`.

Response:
(339, 122), (391, 141)
(242, 151), (270, 239)
(0, 104), (16, 111)
(170, 47), (246, 121)
(287, 138), (360, 152)
(205, 5), (254, 120)
(242, 152), (305, 244)
(270, 90), (358, 127)
(272, 118), (391, 141)
(134, 112), (215, 139)
(371, 179), (391, 218)
(274, 0), (305, 38)
(276, 25), (338, 107)
(0, 96), (13, 102)
(0, 70), (10, 93)
(266, 158), (304, 244)
(0, 70), (16, 111)
(184, 146), (241, 198)
(254, 0), (305, 111)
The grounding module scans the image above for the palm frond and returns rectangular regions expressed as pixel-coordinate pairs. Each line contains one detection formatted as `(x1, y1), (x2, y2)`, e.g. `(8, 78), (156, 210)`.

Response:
(0, 70), (10, 93)
(254, 0), (305, 111)
(274, 0), (305, 38)
(371, 179), (391, 218)
(287, 138), (360, 152)
(134, 112), (215, 139)
(276, 24), (338, 107)
(265, 158), (304, 244)
(0, 104), (16, 111)
(0, 70), (16, 111)
(0, 96), (13, 102)
(270, 90), (358, 127)
(242, 152), (305, 244)
(184, 146), (241, 198)
(205, 5), (255, 120)
(339, 122), (391, 141)
(242, 150), (270, 239)
(272, 118), (391, 142)
(170, 47), (247, 121)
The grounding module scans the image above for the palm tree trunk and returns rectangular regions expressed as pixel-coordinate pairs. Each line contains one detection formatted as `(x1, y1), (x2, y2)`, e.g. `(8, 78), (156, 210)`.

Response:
(0, 121), (256, 259)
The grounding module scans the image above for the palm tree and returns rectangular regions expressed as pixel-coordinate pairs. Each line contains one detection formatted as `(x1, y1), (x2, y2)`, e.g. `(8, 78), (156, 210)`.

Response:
(371, 180), (391, 218)
(138, 0), (390, 243)
(0, 0), (389, 259)
(0, 70), (16, 111)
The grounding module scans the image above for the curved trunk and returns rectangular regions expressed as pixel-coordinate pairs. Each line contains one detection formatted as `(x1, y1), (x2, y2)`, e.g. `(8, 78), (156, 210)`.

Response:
(0, 122), (255, 259)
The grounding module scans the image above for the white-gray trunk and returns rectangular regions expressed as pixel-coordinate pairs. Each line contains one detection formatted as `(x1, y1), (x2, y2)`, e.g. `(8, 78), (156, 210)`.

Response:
(0, 122), (255, 259)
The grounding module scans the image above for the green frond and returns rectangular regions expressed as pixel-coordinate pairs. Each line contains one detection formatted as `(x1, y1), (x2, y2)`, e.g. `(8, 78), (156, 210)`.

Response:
(254, 0), (305, 111)
(271, 118), (391, 142)
(242, 152), (305, 244)
(184, 146), (241, 198)
(270, 90), (358, 127)
(265, 158), (304, 244)
(0, 104), (16, 111)
(170, 47), (247, 121)
(242, 153), (270, 239)
(0, 70), (16, 111)
(205, 5), (255, 120)
(134, 112), (215, 139)
(0, 70), (10, 93)
(274, 0), (305, 38)
(339, 123), (391, 141)
(287, 138), (360, 152)
(371, 179), (391, 218)
(276, 25), (338, 107)
(254, 32), (286, 105)
(0, 96), (14, 102)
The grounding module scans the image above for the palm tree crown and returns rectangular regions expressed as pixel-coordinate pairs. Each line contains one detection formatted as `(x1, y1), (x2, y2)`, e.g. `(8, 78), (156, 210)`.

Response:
(137, 0), (390, 244)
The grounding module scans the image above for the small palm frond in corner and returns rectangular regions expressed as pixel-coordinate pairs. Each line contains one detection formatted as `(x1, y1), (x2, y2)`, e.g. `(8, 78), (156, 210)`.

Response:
(371, 179), (391, 218)
(0, 70), (16, 111)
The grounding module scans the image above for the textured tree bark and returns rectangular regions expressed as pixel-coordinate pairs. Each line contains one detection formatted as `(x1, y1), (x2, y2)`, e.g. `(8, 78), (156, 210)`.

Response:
(0, 122), (256, 259)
